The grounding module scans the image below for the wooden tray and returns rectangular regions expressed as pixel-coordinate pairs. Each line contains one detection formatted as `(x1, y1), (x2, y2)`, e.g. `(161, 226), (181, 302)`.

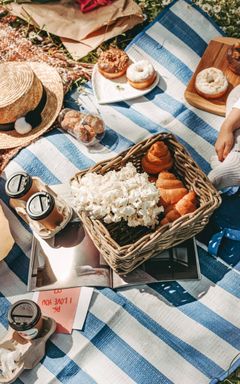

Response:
(185, 37), (240, 116)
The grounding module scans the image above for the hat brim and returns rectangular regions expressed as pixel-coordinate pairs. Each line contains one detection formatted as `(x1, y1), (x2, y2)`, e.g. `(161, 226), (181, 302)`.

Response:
(0, 62), (64, 149)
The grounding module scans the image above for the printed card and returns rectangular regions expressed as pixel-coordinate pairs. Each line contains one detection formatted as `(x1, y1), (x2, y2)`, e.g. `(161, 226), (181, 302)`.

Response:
(34, 287), (93, 334)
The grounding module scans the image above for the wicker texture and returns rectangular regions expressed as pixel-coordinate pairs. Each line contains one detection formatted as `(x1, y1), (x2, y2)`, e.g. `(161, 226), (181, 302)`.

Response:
(71, 133), (221, 275)
(0, 62), (63, 149)
(0, 63), (43, 124)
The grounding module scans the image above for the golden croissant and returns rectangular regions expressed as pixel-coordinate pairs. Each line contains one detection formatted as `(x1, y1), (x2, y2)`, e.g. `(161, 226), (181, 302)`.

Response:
(160, 191), (197, 225)
(156, 172), (188, 207)
(142, 141), (173, 174)
(175, 191), (197, 215)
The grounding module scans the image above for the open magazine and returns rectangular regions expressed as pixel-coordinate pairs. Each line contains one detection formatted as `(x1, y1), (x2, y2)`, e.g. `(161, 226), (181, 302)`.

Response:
(28, 220), (201, 291)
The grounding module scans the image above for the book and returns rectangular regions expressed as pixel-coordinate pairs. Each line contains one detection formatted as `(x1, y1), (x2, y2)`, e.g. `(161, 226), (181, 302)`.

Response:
(28, 220), (201, 291)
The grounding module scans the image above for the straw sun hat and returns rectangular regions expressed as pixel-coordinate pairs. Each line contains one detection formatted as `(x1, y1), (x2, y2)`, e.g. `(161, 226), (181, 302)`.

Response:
(0, 61), (64, 149)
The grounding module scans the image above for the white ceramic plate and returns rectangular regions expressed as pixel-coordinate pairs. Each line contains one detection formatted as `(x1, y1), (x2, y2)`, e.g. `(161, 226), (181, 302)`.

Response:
(92, 64), (160, 104)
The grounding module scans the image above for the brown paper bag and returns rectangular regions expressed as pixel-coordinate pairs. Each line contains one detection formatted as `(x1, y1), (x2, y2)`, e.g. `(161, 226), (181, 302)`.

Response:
(61, 11), (143, 59)
(0, 202), (14, 261)
(8, 0), (143, 59)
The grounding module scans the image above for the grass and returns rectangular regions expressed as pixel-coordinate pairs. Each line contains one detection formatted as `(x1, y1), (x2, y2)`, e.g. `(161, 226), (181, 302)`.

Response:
(0, 0), (240, 382)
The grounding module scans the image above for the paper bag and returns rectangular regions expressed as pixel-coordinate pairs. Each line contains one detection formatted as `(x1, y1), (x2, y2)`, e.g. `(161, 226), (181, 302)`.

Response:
(9, 0), (143, 59)
(61, 7), (143, 59)
(0, 202), (14, 261)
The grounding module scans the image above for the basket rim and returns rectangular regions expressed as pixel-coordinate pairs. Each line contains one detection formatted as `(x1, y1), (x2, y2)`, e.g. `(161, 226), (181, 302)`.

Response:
(70, 132), (222, 254)
(70, 133), (176, 183)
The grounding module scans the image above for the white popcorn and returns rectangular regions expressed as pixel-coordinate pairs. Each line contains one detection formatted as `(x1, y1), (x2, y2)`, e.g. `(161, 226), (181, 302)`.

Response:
(73, 162), (164, 227)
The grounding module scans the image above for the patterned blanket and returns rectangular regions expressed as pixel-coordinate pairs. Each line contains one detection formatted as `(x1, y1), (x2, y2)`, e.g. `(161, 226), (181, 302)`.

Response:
(0, 1), (239, 383)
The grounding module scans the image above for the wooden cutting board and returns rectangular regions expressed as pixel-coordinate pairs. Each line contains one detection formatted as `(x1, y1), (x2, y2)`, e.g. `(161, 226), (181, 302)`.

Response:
(185, 37), (240, 116)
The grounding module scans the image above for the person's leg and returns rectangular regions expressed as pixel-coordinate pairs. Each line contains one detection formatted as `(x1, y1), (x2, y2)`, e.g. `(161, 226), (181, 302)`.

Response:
(208, 86), (240, 190)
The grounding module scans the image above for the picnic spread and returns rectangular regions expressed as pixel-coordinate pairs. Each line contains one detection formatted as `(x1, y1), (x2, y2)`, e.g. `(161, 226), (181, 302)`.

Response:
(0, 0), (240, 383)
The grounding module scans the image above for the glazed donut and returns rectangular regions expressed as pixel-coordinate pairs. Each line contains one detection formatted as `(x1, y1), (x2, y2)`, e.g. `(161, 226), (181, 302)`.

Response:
(126, 60), (156, 89)
(98, 48), (129, 79)
(195, 67), (228, 99)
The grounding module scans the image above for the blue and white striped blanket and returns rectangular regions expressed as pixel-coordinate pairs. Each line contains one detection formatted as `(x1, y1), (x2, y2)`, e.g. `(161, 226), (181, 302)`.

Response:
(1, 0), (240, 383)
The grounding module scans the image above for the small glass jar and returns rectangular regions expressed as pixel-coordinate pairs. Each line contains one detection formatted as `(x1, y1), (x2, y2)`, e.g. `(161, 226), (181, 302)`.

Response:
(59, 108), (105, 146)
(26, 192), (64, 231)
(5, 172), (40, 202)
(8, 300), (43, 340)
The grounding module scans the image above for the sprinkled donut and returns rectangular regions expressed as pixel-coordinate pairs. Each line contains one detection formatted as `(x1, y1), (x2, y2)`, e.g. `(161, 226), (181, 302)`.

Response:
(98, 48), (129, 79)
(195, 67), (228, 99)
(126, 60), (156, 90)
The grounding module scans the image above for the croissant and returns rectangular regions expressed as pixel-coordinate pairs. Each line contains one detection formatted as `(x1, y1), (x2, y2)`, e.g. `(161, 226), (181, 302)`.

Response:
(175, 191), (197, 215)
(160, 208), (180, 226)
(142, 141), (173, 174)
(160, 191), (197, 225)
(156, 172), (188, 207)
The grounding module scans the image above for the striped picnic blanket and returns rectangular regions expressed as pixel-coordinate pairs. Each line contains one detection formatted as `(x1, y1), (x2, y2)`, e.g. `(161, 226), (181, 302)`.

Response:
(1, 0), (240, 383)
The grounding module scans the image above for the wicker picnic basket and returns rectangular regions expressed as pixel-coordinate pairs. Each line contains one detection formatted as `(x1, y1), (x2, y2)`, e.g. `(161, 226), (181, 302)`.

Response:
(71, 133), (221, 275)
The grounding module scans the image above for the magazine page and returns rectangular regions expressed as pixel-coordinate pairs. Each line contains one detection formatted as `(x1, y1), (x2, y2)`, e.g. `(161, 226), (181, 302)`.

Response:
(112, 250), (170, 288)
(28, 221), (111, 291)
(113, 238), (200, 288)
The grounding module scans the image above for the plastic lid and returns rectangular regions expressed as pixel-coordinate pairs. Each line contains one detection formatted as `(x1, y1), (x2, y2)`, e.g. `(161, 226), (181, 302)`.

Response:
(5, 172), (32, 198)
(8, 300), (41, 331)
(26, 192), (55, 221)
